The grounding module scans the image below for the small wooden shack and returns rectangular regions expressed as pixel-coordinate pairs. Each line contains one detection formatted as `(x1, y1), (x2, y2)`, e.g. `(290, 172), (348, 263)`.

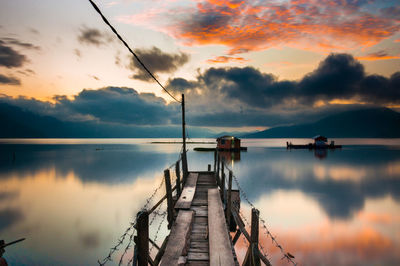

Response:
(313, 135), (328, 147)
(217, 136), (241, 151)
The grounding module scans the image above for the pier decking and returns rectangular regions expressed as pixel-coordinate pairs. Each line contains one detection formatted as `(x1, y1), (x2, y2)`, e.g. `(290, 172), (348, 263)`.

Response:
(112, 152), (275, 266)
(159, 171), (238, 265)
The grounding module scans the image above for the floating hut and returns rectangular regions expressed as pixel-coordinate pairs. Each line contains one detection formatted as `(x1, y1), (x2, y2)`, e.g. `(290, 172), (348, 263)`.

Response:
(287, 135), (341, 149)
(217, 135), (241, 150)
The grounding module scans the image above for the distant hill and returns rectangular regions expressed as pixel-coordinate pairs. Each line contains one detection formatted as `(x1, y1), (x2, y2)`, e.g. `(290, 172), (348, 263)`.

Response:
(0, 102), (214, 138)
(243, 108), (400, 138)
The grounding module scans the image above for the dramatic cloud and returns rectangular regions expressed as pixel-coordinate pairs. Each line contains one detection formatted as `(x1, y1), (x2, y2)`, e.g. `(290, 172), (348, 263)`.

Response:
(129, 47), (189, 81)
(0, 86), (179, 126)
(77, 26), (112, 46)
(0, 74), (20, 85)
(0, 40), (27, 68)
(1, 54), (399, 129)
(167, 53), (400, 111)
(123, 0), (400, 55)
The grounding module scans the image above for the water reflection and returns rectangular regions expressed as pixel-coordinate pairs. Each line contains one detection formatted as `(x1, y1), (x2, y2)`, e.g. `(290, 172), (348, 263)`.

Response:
(0, 144), (181, 183)
(0, 139), (399, 265)
(230, 146), (400, 219)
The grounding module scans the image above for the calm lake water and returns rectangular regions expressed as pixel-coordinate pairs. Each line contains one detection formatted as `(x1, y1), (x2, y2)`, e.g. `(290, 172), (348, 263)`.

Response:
(0, 138), (399, 265)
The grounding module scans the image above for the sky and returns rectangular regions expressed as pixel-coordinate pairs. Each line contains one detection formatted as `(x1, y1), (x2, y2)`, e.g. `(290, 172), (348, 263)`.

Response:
(0, 0), (399, 133)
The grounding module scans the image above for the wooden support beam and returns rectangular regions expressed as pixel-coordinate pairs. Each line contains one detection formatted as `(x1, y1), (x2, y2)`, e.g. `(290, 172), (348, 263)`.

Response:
(226, 170), (233, 230)
(148, 185), (176, 215)
(231, 209), (251, 243)
(208, 188), (235, 266)
(160, 210), (195, 266)
(232, 229), (241, 246)
(176, 161), (181, 197)
(154, 236), (169, 266)
(148, 254), (155, 266)
(257, 249), (272, 266)
(164, 169), (174, 229)
(149, 237), (160, 250)
(175, 173), (198, 210)
(136, 211), (149, 266)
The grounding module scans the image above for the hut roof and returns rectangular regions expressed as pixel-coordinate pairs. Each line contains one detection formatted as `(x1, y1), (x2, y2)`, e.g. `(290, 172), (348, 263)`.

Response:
(217, 135), (240, 140)
(313, 135), (327, 141)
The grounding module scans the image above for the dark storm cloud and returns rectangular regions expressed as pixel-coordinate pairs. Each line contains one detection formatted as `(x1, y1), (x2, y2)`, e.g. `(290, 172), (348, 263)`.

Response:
(77, 26), (112, 46)
(0, 74), (20, 85)
(166, 77), (197, 93)
(0, 87), (180, 126)
(167, 53), (400, 108)
(53, 87), (179, 125)
(298, 53), (365, 101)
(1, 37), (41, 50)
(129, 47), (189, 81)
(0, 40), (27, 68)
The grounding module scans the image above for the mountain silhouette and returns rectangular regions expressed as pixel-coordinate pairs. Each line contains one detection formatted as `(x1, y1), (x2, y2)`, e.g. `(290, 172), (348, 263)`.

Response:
(244, 107), (400, 138)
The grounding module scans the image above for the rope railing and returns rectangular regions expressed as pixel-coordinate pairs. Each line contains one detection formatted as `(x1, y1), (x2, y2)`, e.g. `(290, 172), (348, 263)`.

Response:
(98, 147), (187, 266)
(215, 150), (298, 266)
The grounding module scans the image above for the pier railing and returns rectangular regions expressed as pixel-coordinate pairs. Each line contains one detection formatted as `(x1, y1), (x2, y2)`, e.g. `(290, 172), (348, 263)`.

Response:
(98, 149), (188, 266)
(214, 149), (297, 266)
(98, 147), (296, 266)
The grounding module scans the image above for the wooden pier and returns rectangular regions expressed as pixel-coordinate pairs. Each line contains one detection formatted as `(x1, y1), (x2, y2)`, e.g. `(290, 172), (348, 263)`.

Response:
(131, 151), (272, 266)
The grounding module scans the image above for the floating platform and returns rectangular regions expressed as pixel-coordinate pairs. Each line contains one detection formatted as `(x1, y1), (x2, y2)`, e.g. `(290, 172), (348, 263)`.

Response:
(287, 143), (342, 149)
(194, 147), (247, 152)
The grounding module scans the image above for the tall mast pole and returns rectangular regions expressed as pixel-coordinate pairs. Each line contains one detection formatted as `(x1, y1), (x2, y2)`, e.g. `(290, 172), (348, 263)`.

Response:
(181, 94), (188, 178)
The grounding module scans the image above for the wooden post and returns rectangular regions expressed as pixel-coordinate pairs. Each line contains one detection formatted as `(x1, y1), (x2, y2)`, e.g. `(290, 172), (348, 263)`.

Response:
(175, 161), (181, 197)
(208, 164), (211, 171)
(164, 169), (174, 229)
(216, 154), (220, 186)
(181, 94), (188, 179)
(221, 163), (225, 204)
(250, 208), (260, 266)
(213, 149), (217, 173)
(242, 208), (261, 266)
(226, 170), (233, 229)
(136, 211), (149, 266)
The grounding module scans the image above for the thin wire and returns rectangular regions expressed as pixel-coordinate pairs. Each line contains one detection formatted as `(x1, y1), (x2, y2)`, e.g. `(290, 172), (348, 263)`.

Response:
(88, 0), (181, 103)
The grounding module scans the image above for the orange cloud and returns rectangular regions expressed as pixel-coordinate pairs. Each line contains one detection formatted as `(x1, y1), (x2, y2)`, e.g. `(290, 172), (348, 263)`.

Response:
(206, 55), (248, 63)
(357, 55), (400, 61)
(127, 0), (400, 55)
(357, 50), (400, 61)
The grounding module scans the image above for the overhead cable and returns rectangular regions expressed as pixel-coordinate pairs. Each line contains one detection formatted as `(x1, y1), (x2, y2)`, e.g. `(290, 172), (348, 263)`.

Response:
(88, 0), (181, 103)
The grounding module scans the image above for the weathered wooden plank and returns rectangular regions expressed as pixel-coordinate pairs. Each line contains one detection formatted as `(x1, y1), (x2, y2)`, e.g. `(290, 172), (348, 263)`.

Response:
(186, 261), (209, 266)
(208, 188), (236, 266)
(160, 210), (195, 266)
(190, 241), (208, 248)
(175, 173), (199, 210)
(188, 252), (209, 261)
